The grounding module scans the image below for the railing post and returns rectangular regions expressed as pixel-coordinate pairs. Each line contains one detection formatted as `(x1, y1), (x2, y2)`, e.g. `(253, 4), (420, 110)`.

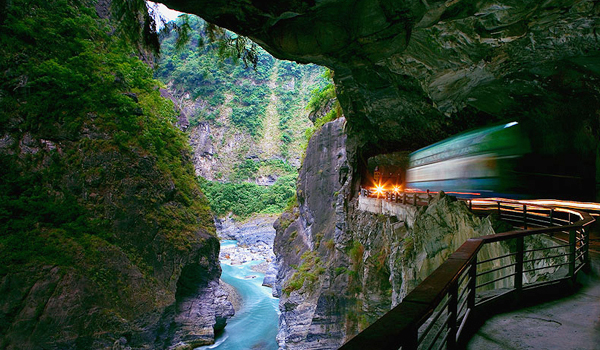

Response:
(515, 236), (524, 295)
(497, 202), (501, 220)
(427, 189), (432, 202)
(447, 282), (458, 348)
(550, 208), (554, 226)
(523, 204), (527, 230)
(569, 229), (576, 280)
(403, 327), (418, 350)
(468, 258), (477, 310)
(413, 193), (417, 206)
(403, 193), (406, 204)
(469, 199), (472, 212)
(583, 228), (590, 268)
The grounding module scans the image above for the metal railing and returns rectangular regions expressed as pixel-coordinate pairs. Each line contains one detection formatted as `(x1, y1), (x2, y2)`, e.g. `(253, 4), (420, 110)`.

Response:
(342, 190), (594, 350)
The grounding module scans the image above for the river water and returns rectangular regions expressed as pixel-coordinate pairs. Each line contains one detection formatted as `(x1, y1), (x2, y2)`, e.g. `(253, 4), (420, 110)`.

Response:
(197, 240), (279, 350)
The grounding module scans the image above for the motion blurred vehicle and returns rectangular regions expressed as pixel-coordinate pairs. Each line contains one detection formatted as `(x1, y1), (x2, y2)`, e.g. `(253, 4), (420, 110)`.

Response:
(405, 121), (591, 199)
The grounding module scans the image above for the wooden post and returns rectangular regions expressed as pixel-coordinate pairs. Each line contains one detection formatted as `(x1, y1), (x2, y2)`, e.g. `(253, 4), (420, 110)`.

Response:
(583, 228), (590, 266)
(497, 202), (501, 220)
(550, 208), (554, 226)
(523, 204), (527, 230)
(403, 193), (406, 204)
(569, 229), (576, 280)
(402, 327), (418, 350)
(515, 236), (524, 294)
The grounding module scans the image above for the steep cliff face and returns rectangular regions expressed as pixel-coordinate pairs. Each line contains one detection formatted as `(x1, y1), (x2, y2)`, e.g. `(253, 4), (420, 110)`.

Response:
(272, 117), (350, 349)
(272, 119), (507, 348)
(0, 0), (232, 348)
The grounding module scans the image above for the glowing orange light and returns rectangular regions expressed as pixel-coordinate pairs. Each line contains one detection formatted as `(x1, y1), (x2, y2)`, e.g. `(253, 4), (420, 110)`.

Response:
(373, 184), (385, 196)
(392, 186), (401, 193)
(445, 191), (482, 196)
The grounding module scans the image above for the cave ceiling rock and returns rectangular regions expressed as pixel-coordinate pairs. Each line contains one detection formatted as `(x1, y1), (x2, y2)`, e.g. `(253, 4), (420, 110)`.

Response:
(157, 0), (600, 157)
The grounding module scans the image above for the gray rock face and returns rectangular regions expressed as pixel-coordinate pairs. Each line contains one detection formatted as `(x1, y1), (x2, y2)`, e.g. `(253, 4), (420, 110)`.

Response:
(216, 214), (278, 287)
(188, 121), (222, 180)
(262, 261), (279, 289)
(273, 118), (351, 349)
(216, 215), (277, 247)
(169, 280), (234, 349)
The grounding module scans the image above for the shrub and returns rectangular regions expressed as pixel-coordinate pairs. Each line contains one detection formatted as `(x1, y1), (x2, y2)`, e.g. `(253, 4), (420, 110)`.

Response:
(199, 174), (297, 218)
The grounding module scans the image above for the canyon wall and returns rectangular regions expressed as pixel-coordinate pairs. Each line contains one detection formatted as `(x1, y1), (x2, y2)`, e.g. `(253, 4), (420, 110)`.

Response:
(0, 0), (232, 348)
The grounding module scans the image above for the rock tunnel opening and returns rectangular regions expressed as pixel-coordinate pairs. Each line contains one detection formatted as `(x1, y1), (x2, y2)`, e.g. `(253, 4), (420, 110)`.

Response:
(357, 114), (599, 202)
(360, 151), (409, 192)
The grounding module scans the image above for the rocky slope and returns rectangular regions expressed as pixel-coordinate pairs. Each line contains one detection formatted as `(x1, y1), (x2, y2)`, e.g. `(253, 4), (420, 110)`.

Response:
(0, 0), (232, 348)
(155, 16), (329, 183)
(217, 214), (277, 267)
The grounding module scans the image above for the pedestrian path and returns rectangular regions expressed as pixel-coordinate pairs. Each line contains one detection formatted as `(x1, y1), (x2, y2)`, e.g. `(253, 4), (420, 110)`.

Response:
(467, 251), (600, 350)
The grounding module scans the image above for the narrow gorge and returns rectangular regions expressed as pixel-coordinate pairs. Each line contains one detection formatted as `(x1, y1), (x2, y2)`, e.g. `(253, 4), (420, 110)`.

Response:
(1, 0), (599, 349)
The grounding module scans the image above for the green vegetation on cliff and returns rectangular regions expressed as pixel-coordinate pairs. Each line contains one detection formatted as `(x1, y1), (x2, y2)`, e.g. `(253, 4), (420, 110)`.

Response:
(154, 14), (335, 220)
(200, 174), (296, 218)
(283, 250), (325, 295)
(304, 70), (342, 141)
(1, 0), (213, 270)
(0, 1), (217, 346)
(155, 15), (330, 180)
(156, 15), (273, 136)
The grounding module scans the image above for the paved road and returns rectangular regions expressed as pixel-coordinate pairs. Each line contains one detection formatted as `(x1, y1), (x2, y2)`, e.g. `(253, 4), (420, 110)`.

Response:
(467, 250), (600, 350)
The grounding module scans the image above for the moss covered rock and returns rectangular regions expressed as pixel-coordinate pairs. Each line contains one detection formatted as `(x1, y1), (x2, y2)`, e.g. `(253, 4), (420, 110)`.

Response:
(0, 0), (229, 348)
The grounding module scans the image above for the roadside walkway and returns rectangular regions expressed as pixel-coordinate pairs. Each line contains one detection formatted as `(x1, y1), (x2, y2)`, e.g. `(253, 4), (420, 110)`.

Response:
(467, 250), (600, 350)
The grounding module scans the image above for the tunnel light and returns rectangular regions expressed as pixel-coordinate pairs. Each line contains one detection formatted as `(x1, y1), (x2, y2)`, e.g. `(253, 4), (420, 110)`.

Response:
(504, 121), (518, 128)
(373, 184), (385, 196)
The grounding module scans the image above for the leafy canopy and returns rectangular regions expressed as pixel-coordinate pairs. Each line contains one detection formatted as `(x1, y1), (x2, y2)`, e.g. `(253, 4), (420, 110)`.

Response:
(200, 175), (297, 218)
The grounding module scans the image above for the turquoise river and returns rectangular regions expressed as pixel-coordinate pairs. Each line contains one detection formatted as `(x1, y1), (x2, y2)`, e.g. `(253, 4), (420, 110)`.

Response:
(197, 240), (279, 350)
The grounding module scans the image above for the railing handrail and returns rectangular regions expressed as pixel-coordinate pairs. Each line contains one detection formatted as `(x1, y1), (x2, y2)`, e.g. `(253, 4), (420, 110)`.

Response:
(339, 239), (485, 349)
(342, 189), (594, 350)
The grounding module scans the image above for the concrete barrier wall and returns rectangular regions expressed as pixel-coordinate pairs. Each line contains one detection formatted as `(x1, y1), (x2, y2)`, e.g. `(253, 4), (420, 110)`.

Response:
(358, 196), (418, 227)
